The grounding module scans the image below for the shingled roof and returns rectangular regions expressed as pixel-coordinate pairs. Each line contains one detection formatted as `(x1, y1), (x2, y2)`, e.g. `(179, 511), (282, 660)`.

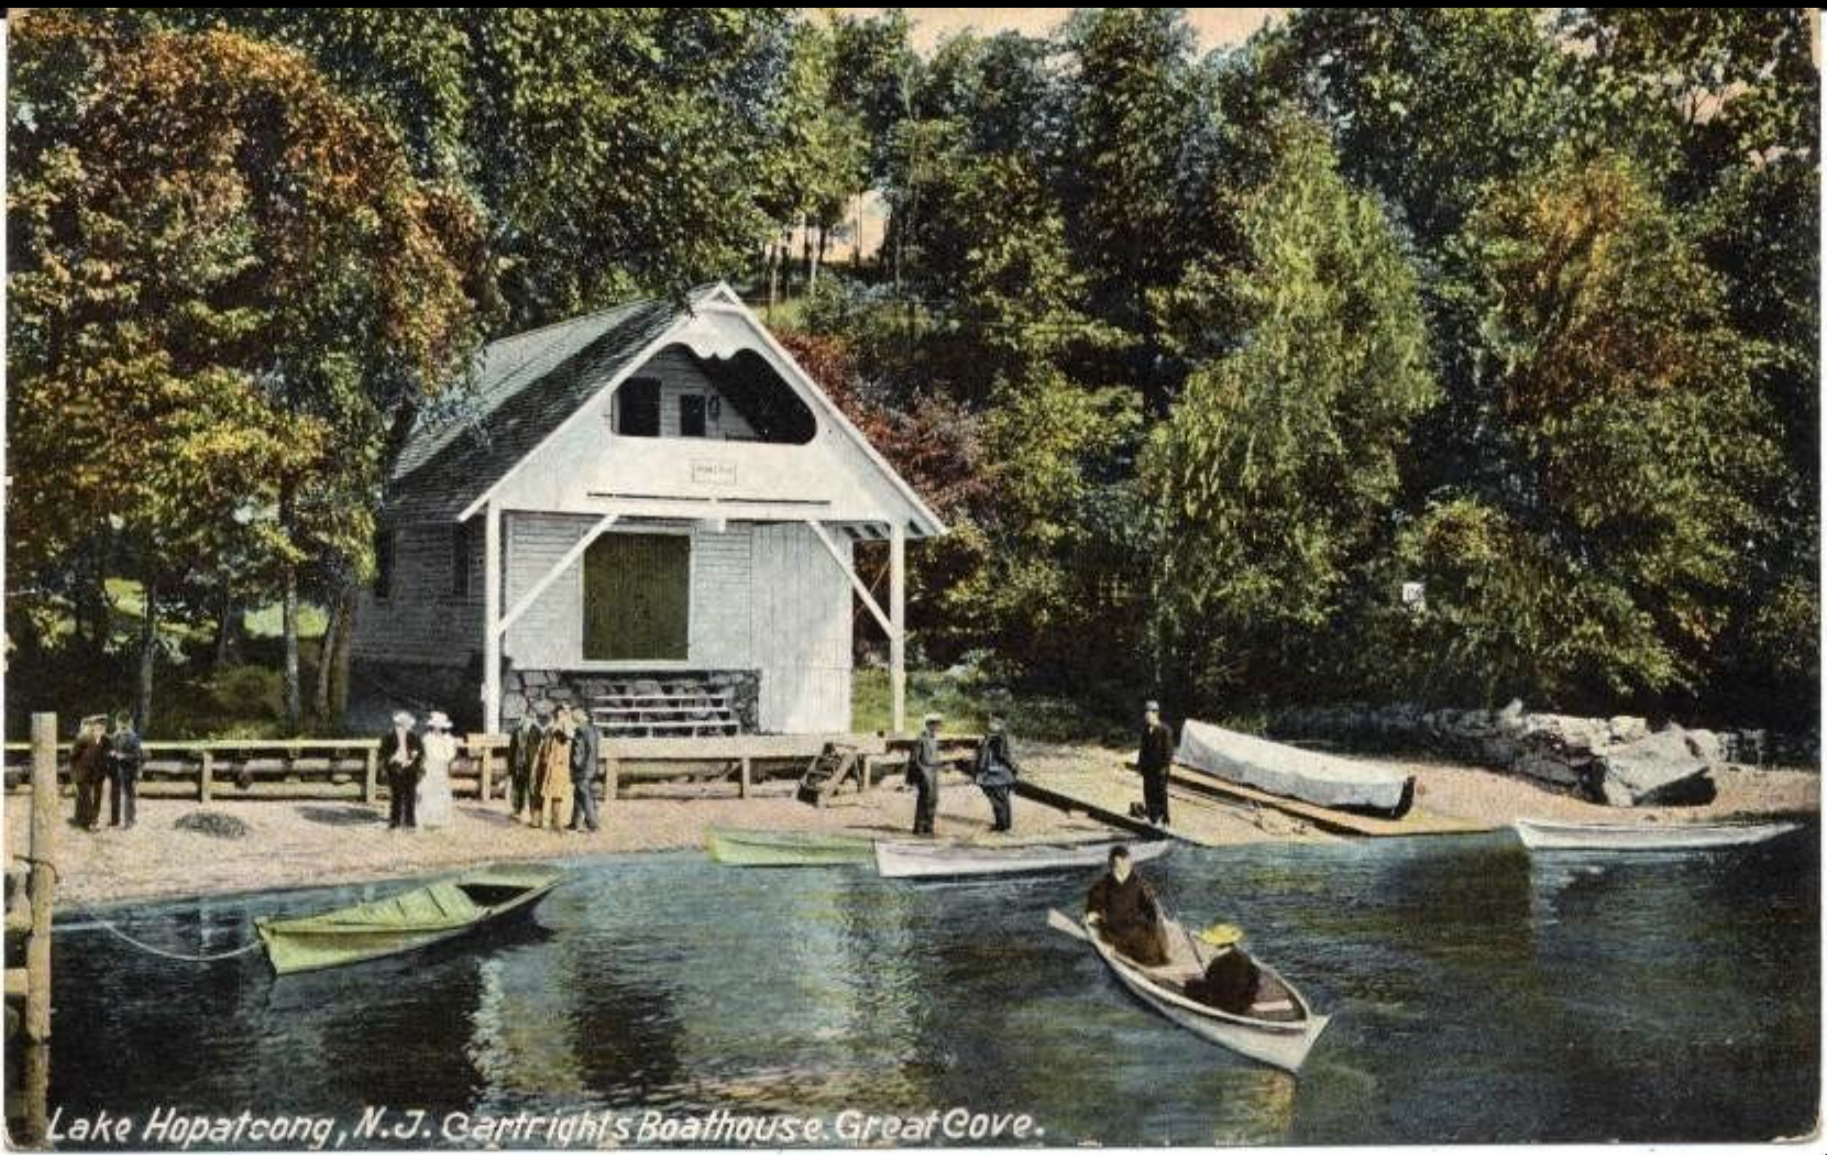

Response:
(382, 289), (713, 523)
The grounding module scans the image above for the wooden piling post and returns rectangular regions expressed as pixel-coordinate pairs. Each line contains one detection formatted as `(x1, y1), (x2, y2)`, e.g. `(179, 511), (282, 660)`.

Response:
(470, 734), (494, 802)
(603, 753), (619, 806)
(26, 712), (57, 1043)
(739, 756), (751, 799)
(362, 746), (378, 804)
(198, 750), (214, 803)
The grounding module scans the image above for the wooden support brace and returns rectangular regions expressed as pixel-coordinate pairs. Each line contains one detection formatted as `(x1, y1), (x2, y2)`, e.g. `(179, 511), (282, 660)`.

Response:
(362, 748), (378, 804)
(199, 751), (214, 803)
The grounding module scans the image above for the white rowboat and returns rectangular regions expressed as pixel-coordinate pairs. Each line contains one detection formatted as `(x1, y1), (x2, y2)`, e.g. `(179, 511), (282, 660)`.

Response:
(1512, 817), (1802, 852)
(1047, 909), (1329, 1072)
(875, 837), (1173, 879)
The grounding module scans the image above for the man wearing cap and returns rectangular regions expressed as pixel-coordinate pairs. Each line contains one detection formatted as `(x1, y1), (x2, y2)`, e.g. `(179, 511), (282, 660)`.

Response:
(1085, 844), (1169, 965)
(906, 713), (944, 836)
(69, 714), (110, 831)
(567, 704), (602, 834)
(105, 712), (144, 829)
(1184, 924), (1260, 1014)
(1136, 700), (1174, 827)
(379, 710), (425, 829)
(508, 703), (550, 823)
(972, 714), (1019, 833)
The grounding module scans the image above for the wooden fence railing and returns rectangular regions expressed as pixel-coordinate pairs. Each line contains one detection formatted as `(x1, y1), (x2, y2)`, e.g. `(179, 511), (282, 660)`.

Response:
(1, 732), (916, 805)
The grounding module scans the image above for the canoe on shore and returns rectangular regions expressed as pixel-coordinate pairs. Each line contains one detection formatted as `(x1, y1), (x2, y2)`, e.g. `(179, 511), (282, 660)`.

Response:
(706, 827), (876, 867)
(1512, 817), (1803, 852)
(256, 864), (563, 975)
(1176, 719), (1414, 818)
(875, 837), (1172, 879)
(1047, 909), (1329, 1073)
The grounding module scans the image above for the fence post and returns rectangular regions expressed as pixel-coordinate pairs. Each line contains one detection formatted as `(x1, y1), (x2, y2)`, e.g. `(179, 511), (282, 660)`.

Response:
(363, 747), (378, 804)
(739, 756), (751, 799)
(26, 712), (57, 1043)
(603, 752), (619, 806)
(470, 734), (493, 802)
(199, 751), (214, 803)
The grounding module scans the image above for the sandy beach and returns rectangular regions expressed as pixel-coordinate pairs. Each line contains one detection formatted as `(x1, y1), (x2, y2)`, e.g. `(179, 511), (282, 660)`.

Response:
(7, 746), (1816, 907)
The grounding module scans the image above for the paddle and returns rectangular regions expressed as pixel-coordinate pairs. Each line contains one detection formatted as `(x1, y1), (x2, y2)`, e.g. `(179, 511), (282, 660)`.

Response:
(1046, 907), (1091, 942)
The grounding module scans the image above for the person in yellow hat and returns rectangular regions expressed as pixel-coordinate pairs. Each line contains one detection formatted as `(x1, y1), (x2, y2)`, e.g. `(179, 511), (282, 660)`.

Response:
(1184, 922), (1259, 1014)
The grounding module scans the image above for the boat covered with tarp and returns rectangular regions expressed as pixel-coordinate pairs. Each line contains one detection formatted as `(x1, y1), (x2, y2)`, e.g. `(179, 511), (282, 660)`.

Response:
(1175, 719), (1414, 818)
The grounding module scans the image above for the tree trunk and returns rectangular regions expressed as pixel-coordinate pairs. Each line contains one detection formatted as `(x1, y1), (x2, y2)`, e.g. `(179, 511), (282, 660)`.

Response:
(813, 223), (827, 286)
(212, 571), (238, 670)
(767, 238), (781, 316)
(854, 193), (865, 271)
(312, 583), (352, 724)
(281, 565), (302, 733)
(134, 576), (158, 734)
(801, 215), (813, 286)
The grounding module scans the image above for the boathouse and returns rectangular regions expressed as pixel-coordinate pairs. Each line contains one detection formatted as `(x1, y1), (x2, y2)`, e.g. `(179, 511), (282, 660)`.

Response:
(349, 283), (942, 737)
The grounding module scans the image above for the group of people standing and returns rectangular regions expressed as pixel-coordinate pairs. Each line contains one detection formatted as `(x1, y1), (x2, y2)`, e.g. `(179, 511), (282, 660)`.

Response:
(377, 709), (458, 829)
(67, 713), (143, 831)
(901, 699), (1178, 837)
(904, 711), (1021, 836)
(505, 701), (601, 834)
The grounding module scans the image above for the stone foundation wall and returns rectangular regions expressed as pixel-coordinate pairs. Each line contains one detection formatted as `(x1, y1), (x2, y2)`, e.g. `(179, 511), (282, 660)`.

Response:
(502, 667), (761, 732)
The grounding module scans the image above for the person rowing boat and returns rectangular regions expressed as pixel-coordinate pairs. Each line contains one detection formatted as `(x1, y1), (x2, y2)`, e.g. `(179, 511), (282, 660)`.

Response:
(1084, 844), (1169, 966)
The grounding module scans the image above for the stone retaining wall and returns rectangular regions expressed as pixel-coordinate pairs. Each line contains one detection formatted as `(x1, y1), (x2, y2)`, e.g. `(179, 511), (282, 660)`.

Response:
(1269, 701), (1818, 807)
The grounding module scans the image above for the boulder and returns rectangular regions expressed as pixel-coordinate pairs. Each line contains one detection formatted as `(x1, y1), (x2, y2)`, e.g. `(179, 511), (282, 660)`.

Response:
(1607, 715), (1650, 744)
(1592, 724), (1718, 807)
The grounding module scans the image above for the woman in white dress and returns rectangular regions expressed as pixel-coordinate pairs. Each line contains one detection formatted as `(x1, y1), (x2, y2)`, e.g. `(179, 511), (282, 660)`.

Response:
(417, 710), (457, 829)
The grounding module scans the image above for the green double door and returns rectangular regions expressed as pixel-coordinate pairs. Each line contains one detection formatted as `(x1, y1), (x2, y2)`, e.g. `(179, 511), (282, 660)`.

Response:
(583, 532), (690, 661)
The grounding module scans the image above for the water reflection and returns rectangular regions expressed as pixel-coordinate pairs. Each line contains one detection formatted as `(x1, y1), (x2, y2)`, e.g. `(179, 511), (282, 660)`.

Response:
(13, 834), (1819, 1147)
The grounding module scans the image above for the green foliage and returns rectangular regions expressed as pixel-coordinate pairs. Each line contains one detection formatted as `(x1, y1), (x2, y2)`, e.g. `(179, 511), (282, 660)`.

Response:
(1392, 152), (1783, 708)
(1146, 120), (1435, 704)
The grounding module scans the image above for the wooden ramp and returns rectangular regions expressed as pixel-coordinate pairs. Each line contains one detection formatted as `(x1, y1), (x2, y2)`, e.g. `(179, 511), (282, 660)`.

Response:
(1016, 763), (1333, 848)
(1169, 766), (1497, 837)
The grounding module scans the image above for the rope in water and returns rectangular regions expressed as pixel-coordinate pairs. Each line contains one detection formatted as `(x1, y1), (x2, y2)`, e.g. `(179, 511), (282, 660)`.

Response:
(11, 855), (263, 964)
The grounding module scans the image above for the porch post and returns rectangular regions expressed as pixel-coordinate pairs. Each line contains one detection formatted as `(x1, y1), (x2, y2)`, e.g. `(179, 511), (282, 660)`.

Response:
(482, 500), (502, 735)
(890, 521), (906, 734)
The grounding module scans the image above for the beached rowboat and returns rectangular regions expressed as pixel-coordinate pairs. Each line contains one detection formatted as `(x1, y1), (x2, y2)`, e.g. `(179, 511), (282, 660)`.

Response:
(1512, 817), (1802, 852)
(1176, 719), (1414, 818)
(256, 864), (563, 975)
(1047, 909), (1329, 1072)
(706, 827), (876, 867)
(875, 837), (1172, 879)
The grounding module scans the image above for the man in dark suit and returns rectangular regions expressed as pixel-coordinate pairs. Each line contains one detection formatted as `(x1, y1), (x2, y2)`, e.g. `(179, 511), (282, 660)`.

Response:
(907, 713), (944, 835)
(105, 712), (144, 829)
(973, 715), (1019, 833)
(69, 714), (109, 831)
(1136, 700), (1174, 827)
(508, 702), (550, 823)
(379, 710), (424, 829)
(567, 705), (602, 833)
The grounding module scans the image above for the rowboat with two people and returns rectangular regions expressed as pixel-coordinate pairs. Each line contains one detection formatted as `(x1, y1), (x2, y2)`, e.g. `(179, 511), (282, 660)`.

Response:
(1512, 816), (1802, 852)
(1048, 908), (1329, 1072)
(256, 863), (564, 975)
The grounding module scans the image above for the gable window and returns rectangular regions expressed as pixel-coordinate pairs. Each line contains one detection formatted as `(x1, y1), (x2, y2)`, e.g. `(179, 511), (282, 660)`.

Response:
(374, 531), (395, 600)
(615, 377), (661, 437)
(583, 533), (689, 661)
(679, 394), (708, 438)
(451, 521), (471, 598)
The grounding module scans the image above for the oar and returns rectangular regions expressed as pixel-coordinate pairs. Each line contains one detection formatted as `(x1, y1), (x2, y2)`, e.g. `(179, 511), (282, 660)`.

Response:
(1046, 907), (1090, 941)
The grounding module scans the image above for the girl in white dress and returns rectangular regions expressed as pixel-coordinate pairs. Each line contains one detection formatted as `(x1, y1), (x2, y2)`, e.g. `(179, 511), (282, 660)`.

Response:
(418, 710), (457, 829)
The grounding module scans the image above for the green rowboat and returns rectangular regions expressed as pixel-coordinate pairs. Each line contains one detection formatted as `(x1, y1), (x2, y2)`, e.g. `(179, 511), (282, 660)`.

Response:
(705, 827), (876, 867)
(256, 863), (564, 975)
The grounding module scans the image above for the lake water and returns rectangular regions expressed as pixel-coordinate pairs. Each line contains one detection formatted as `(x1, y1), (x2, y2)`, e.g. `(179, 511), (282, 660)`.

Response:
(9, 830), (1819, 1146)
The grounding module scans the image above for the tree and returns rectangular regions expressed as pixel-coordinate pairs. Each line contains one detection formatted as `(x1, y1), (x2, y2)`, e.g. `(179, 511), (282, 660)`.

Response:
(1146, 119), (1436, 707)
(8, 15), (480, 730)
(1387, 152), (1782, 710)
